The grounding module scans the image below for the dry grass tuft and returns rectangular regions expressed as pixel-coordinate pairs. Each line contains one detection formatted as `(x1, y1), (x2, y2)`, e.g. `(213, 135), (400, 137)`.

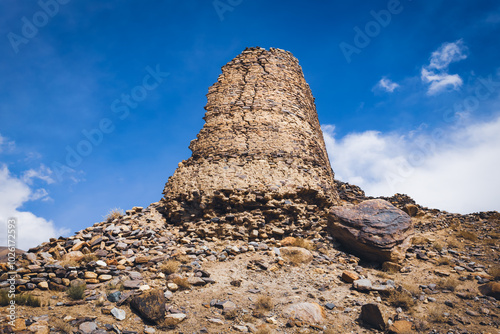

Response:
(67, 282), (86, 300)
(435, 256), (452, 266)
(160, 260), (180, 275)
(437, 277), (459, 291)
(104, 208), (124, 221)
(255, 295), (274, 311)
(172, 277), (191, 290)
(174, 254), (191, 264)
(81, 254), (98, 264)
(386, 290), (416, 311)
(456, 230), (478, 241)
(427, 305), (446, 323)
(446, 238), (463, 249)
(412, 235), (429, 245)
(52, 317), (73, 333)
(0, 290), (41, 307)
(432, 241), (443, 252)
(489, 265), (500, 281)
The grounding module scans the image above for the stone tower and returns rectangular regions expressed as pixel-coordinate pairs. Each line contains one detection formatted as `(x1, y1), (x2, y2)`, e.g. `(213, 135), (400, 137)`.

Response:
(159, 47), (338, 240)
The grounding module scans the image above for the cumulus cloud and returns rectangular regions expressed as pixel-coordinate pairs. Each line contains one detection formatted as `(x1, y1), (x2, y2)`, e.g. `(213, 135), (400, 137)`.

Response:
(323, 115), (500, 214)
(374, 77), (399, 93)
(421, 69), (463, 95)
(421, 39), (468, 95)
(0, 164), (67, 250)
(0, 133), (67, 250)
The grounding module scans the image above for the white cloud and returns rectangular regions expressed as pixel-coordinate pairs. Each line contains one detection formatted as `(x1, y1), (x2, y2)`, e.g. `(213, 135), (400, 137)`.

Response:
(375, 77), (399, 93)
(421, 40), (467, 95)
(22, 164), (55, 185)
(428, 39), (467, 70)
(0, 134), (15, 153)
(421, 69), (463, 95)
(323, 115), (500, 214)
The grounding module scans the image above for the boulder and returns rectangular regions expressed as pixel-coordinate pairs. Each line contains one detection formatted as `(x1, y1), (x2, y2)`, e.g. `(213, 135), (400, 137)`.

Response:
(478, 282), (500, 299)
(130, 289), (166, 323)
(283, 302), (326, 325)
(279, 247), (313, 264)
(328, 199), (413, 263)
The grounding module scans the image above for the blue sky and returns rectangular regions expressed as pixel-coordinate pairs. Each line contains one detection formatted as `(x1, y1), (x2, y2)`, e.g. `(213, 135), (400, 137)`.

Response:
(1, 0), (500, 249)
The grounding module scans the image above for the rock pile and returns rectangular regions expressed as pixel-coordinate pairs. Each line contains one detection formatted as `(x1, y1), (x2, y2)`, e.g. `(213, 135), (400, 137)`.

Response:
(160, 47), (338, 238)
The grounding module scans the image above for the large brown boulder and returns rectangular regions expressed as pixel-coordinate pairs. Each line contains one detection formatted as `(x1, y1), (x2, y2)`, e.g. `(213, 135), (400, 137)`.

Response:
(130, 289), (166, 324)
(328, 199), (413, 263)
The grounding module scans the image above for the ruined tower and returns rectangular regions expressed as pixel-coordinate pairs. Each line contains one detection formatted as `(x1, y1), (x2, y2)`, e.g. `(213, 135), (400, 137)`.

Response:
(159, 47), (338, 239)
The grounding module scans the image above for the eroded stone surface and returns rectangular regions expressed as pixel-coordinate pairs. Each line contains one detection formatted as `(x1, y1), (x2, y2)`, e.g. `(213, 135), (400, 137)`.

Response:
(328, 199), (413, 262)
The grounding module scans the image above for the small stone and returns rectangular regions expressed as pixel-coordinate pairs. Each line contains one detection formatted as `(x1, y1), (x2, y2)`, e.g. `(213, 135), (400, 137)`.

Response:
(353, 279), (372, 292)
(84, 272), (98, 279)
(341, 271), (359, 283)
(164, 290), (173, 299)
(111, 307), (126, 321)
(465, 309), (479, 317)
(387, 320), (413, 334)
(79, 321), (97, 334)
(164, 313), (186, 324)
(232, 325), (248, 332)
(167, 283), (179, 291)
(96, 260), (107, 267)
(99, 274), (112, 282)
(38, 281), (48, 290)
(144, 326), (156, 334)
(283, 302), (326, 325)
(108, 291), (122, 303)
(325, 303), (336, 310)
(123, 280), (142, 289)
(207, 318), (224, 325)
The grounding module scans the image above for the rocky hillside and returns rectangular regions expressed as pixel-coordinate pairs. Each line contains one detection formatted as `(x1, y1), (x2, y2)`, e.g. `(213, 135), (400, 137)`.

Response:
(1, 48), (499, 334)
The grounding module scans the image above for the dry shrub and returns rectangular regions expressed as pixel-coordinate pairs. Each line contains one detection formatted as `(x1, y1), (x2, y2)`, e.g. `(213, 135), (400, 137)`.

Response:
(105, 208), (124, 221)
(224, 308), (239, 320)
(174, 254), (191, 264)
(437, 277), (459, 291)
(387, 290), (415, 311)
(436, 256), (452, 266)
(447, 238), (462, 249)
(427, 305), (446, 323)
(489, 265), (500, 281)
(67, 282), (86, 300)
(432, 241), (443, 252)
(52, 318), (73, 333)
(60, 259), (79, 267)
(456, 230), (477, 241)
(160, 260), (180, 275)
(291, 238), (313, 250)
(256, 295), (274, 311)
(0, 290), (41, 307)
(172, 277), (191, 290)
(81, 254), (98, 264)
